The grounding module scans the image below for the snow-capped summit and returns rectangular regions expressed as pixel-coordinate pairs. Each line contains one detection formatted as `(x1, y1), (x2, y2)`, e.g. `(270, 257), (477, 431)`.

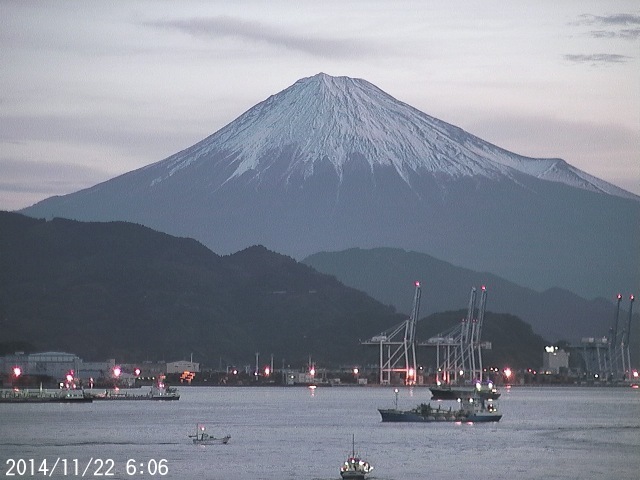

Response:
(150, 73), (634, 199)
(21, 74), (639, 297)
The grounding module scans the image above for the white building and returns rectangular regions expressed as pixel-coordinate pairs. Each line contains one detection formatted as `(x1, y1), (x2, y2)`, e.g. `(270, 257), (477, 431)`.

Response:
(1, 352), (81, 381)
(542, 346), (570, 374)
(166, 360), (200, 374)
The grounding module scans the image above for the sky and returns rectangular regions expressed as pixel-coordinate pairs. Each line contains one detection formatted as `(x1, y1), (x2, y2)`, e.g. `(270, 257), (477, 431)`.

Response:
(1, 0), (639, 211)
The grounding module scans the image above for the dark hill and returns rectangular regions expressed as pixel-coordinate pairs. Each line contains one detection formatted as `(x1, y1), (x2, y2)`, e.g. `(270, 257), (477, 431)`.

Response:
(0, 212), (549, 369)
(0, 212), (402, 365)
(303, 248), (638, 351)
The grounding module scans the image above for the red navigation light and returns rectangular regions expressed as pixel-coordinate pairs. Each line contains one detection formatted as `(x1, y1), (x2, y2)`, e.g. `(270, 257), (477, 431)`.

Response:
(134, 368), (141, 376)
(13, 366), (21, 377)
(617, 294), (622, 300)
(481, 285), (486, 291)
(113, 367), (121, 378)
(630, 295), (635, 301)
(415, 281), (420, 287)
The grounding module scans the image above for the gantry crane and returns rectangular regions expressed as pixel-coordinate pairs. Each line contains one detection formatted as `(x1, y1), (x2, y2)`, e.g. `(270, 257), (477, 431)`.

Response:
(580, 294), (635, 381)
(422, 286), (489, 384)
(362, 281), (421, 385)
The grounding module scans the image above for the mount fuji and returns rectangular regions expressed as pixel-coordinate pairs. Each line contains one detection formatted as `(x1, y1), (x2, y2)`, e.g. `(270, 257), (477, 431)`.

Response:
(21, 73), (639, 298)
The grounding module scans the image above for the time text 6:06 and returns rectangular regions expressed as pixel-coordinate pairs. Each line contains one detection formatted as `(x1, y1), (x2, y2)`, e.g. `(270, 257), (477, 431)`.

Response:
(4, 458), (169, 477)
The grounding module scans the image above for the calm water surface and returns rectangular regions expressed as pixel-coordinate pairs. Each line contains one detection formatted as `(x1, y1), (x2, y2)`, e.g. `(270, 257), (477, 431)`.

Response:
(1, 386), (638, 479)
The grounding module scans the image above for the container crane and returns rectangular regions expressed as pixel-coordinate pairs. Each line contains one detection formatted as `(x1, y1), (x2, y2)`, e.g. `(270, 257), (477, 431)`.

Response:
(362, 281), (421, 385)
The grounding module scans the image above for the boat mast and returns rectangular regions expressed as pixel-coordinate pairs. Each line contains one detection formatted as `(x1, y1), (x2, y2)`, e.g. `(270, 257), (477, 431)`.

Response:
(624, 295), (634, 379)
(609, 294), (623, 379)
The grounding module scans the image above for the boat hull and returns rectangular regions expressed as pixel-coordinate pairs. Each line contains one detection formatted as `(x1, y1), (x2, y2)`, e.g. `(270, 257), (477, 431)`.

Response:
(89, 387), (179, 401)
(378, 408), (463, 422)
(466, 413), (502, 422)
(340, 472), (366, 480)
(378, 408), (501, 423)
(192, 435), (231, 445)
(90, 394), (179, 400)
(0, 391), (93, 403)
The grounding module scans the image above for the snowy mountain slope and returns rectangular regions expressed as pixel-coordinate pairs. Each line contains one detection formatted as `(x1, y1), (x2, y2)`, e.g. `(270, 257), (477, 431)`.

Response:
(147, 73), (637, 200)
(20, 73), (640, 298)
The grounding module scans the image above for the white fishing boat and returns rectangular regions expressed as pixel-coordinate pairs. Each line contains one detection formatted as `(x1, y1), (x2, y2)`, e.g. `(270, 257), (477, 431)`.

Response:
(189, 424), (230, 445)
(340, 435), (373, 479)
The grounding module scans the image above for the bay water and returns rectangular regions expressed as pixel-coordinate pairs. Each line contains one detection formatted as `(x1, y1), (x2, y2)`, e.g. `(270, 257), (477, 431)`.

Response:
(1, 386), (638, 479)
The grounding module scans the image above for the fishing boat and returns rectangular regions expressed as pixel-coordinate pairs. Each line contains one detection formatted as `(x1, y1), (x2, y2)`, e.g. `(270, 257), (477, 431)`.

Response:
(148, 383), (180, 400)
(379, 396), (501, 423)
(89, 382), (179, 401)
(0, 388), (93, 403)
(189, 424), (231, 445)
(340, 435), (373, 479)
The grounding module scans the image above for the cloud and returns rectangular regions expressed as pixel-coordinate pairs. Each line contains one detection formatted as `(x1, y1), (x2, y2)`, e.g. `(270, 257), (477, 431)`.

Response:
(144, 16), (381, 59)
(572, 13), (640, 40)
(563, 54), (631, 65)
(584, 13), (640, 26)
(618, 28), (640, 40)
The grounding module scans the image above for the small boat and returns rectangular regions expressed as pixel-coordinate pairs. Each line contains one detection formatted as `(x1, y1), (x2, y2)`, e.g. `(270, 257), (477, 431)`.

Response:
(90, 382), (179, 401)
(0, 388), (93, 403)
(340, 435), (373, 479)
(149, 383), (180, 400)
(189, 424), (231, 445)
(379, 396), (501, 423)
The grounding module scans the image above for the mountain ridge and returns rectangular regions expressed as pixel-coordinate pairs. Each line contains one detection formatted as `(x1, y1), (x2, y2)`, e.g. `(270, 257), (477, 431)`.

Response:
(20, 73), (640, 298)
(0, 211), (549, 369)
(302, 247), (638, 347)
